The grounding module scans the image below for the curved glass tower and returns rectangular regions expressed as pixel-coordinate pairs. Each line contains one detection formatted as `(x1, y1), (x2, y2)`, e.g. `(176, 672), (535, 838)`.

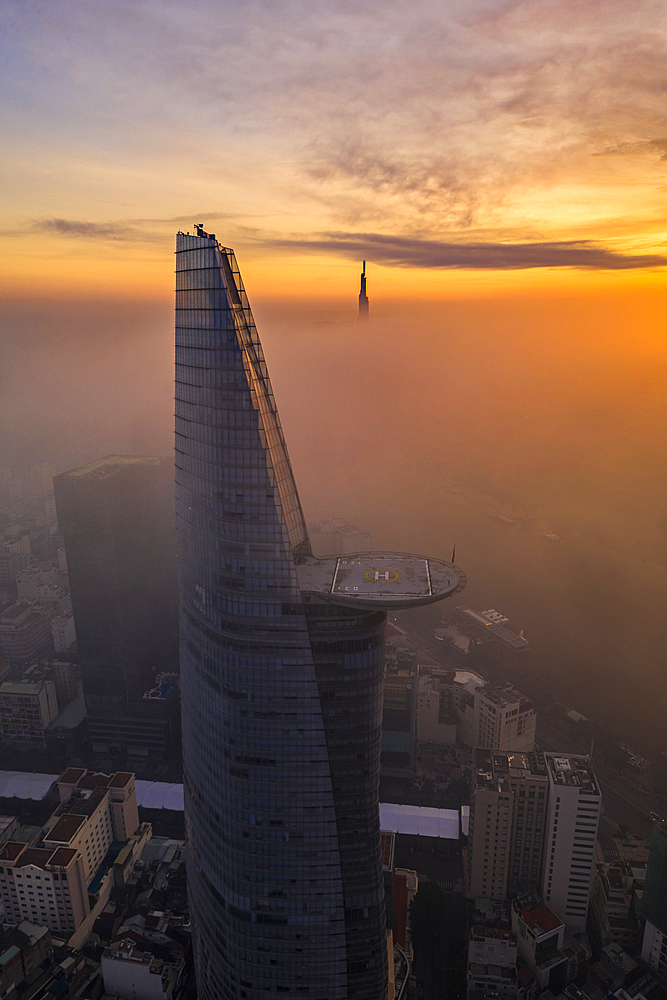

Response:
(175, 230), (466, 1000)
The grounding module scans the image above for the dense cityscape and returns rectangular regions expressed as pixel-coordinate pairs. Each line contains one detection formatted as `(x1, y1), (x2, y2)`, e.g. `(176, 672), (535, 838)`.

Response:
(0, 231), (665, 1000)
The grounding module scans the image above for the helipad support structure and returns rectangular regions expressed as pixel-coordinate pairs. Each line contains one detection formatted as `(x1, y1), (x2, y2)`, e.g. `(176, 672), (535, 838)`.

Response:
(174, 229), (467, 1000)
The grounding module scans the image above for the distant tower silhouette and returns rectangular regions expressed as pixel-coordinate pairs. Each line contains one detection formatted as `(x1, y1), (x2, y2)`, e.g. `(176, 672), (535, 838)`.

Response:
(358, 260), (369, 319)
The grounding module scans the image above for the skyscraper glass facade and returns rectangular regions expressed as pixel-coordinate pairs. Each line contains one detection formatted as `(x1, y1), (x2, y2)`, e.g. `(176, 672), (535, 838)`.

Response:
(176, 233), (388, 999)
(54, 456), (179, 754)
(175, 231), (465, 999)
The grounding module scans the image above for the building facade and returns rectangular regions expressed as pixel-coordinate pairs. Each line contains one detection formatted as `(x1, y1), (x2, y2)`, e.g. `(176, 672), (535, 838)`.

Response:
(468, 750), (549, 901)
(468, 752), (600, 932)
(0, 679), (59, 748)
(540, 754), (601, 933)
(54, 456), (179, 754)
(175, 230), (466, 1000)
(0, 768), (141, 940)
(459, 681), (536, 752)
(467, 900), (517, 1000)
(0, 602), (53, 661)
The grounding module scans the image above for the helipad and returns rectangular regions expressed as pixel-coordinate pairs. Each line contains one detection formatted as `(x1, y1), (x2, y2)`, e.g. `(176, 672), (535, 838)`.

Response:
(296, 552), (466, 610)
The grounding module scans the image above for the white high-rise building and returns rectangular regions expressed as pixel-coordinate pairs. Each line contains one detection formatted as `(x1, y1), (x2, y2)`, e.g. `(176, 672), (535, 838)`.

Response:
(459, 680), (536, 752)
(467, 749), (549, 900)
(541, 754), (601, 933)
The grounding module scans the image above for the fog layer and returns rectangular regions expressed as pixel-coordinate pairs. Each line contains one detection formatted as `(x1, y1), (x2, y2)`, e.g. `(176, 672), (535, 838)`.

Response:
(1, 290), (665, 752)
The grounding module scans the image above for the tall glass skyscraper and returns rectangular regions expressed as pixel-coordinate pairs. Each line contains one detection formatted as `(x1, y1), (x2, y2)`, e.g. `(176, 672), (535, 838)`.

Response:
(54, 456), (179, 755)
(175, 229), (466, 1000)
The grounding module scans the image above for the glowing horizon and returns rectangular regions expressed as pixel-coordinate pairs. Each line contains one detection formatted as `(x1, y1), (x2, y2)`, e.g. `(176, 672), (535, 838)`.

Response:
(1, 0), (666, 307)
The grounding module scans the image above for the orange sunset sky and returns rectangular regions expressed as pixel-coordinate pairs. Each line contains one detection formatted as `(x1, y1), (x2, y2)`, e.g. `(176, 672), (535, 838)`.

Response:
(1, 0), (666, 308)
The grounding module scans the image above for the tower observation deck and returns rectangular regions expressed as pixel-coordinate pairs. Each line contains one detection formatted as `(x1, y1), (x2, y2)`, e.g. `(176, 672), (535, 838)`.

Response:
(175, 227), (466, 1000)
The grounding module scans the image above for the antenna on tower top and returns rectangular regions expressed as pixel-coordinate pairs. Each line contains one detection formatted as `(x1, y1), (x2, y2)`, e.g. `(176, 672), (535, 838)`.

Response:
(358, 261), (369, 320)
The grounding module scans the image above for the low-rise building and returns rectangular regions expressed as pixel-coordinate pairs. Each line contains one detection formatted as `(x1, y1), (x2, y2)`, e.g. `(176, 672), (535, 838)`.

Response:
(0, 941), (23, 997)
(102, 938), (185, 999)
(512, 896), (567, 991)
(598, 942), (638, 990)
(467, 899), (518, 1000)
(16, 563), (59, 600)
(6, 920), (53, 981)
(591, 861), (642, 952)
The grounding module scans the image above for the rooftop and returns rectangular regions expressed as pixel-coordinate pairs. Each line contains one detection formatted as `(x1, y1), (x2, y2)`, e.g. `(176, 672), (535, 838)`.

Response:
(545, 754), (599, 792)
(16, 921), (49, 944)
(474, 748), (548, 789)
(0, 841), (77, 870)
(0, 603), (33, 622)
(455, 606), (529, 651)
(0, 842), (26, 862)
(49, 847), (77, 867)
(45, 813), (86, 844)
(0, 681), (46, 695)
(296, 552), (466, 610)
(519, 903), (563, 935)
(56, 787), (107, 819)
(108, 771), (132, 788)
(59, 767), (87, 784)
(13, 847), (54, 870)
(482, 682), (533, 711)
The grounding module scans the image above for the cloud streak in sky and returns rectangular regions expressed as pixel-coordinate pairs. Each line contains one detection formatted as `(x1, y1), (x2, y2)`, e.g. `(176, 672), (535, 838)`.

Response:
(32, 219), (146, 241)
(267, 233), (667, 270)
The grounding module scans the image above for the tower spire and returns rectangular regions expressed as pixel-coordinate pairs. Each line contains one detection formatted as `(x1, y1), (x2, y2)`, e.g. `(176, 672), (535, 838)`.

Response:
(358, 260), (369, 319)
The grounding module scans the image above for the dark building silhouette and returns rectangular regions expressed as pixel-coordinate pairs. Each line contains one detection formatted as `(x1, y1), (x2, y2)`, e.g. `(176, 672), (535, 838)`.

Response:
(54, 456), (179, 755)
(175, 230), (465, 1000)
(358, 260), (369, 319)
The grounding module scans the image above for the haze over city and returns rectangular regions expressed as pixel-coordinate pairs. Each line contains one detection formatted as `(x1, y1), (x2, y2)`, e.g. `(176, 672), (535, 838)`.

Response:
(1, 5), (667, 997)
(1, 0), (666, 754)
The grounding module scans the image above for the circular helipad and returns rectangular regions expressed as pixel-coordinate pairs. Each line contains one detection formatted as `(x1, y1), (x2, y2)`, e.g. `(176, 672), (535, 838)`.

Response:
(296, 551), (466, 610)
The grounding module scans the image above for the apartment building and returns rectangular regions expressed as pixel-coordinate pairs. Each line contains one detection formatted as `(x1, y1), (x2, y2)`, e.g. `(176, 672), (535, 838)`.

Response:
(0, 768), (141, 941)
(541, 755), (601, 933)
(468, 749), (549, 900)
(460, 681), (536, 752)
(0, 602), (53, 661)
(0, 841), (88, 938)
(0, 679), (59, 748)
(467, 899), (517, 1000)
